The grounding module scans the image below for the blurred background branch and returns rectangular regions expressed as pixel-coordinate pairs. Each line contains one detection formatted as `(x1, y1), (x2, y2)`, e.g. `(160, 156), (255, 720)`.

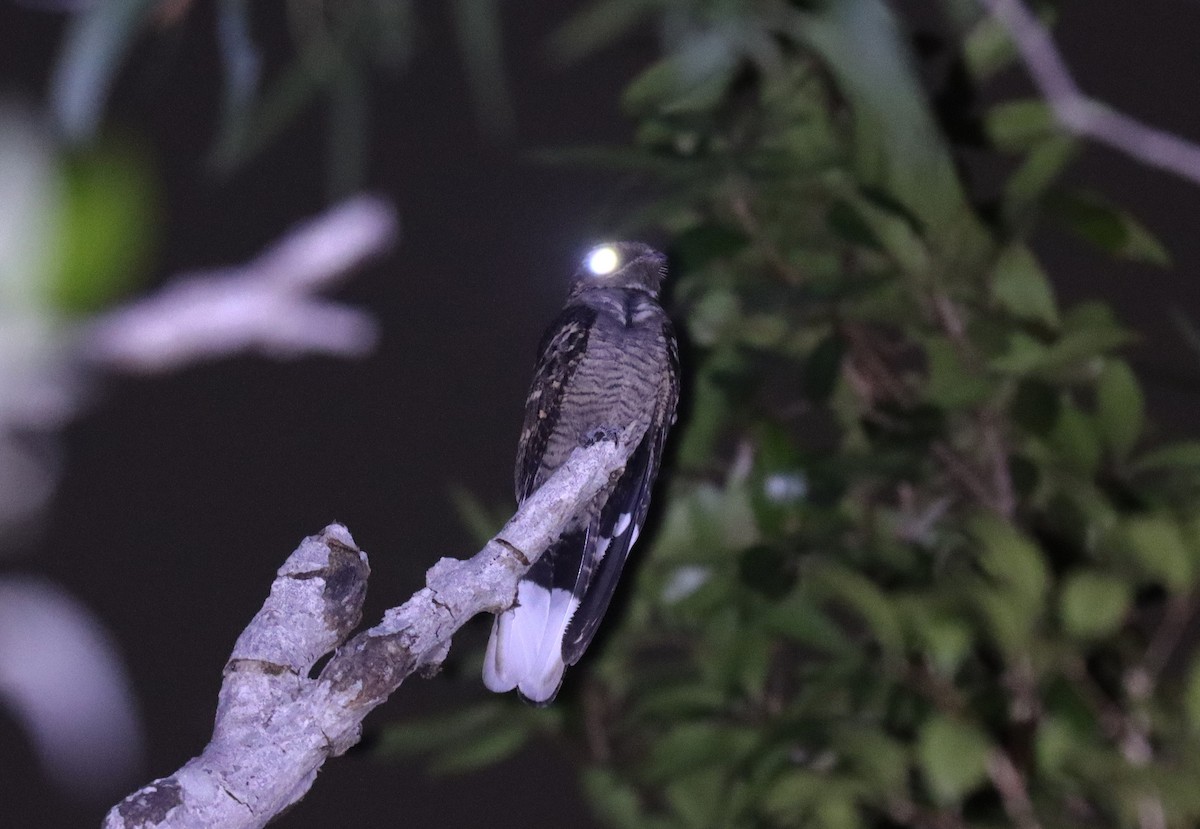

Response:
(981, 0), (1200, 187)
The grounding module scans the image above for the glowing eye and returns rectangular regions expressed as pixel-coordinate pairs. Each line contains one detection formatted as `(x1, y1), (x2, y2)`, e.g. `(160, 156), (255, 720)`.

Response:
(586, 245), (620, 276)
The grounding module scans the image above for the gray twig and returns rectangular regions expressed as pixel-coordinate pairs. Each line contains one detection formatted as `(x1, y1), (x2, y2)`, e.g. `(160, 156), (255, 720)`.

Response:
(981, 0), (1200, 187)
(102, 431), (635, 829)
(84, 195), (398, 373)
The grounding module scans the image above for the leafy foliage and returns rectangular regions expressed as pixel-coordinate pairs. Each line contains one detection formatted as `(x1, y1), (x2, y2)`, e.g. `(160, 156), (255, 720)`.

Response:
(385, 1), (1200, 827)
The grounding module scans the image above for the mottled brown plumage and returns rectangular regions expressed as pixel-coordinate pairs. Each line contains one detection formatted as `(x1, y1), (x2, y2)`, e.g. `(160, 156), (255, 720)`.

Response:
(483, 242), (679, 704)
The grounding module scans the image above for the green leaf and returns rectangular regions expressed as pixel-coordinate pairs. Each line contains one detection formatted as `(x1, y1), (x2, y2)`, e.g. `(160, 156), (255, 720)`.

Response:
(429, 721), (530, 774)
(1047, 190), (1171, 266)
(1123, 515), (1193, 592)
(621, 31), (737, 116)
(1003, 135), (1078, 225)
(971, 513), (1049, 610)
(1048, 404), (1102, 477)
(646, 722), (758, 783)
(1132, 441), (1200, 473)
(450, 0), (516, 137)
(921, 616), (973, 677)
(688, 290), (740, 347)
(917, 716), (991, 804)
(827, 200), (884, 251)
(377, 702), (512, 758)
(813, 564), (903, 653)
(963, 13), (1018, 80)
(581, 769), (655, 829)
(760, 594), (848, 653)
(1059, 571), (1131, 638)
(989, 330), (1051, 375)
(923, 336), (991, 409)
(550, 0), (658, 65)
(764, 771), (867, 825)
(991, 244), (1059, 327)
(49, 144), (156, 313)
(1035, 716), (1080, 778)
(985, 99), (1057, 152)
(1185, 659), (1200, 733)
(785, 0), (987, 256)
(1096, 360), (1144, 460)
(836, 726), (909, 793)
(448, 486), (506, 545)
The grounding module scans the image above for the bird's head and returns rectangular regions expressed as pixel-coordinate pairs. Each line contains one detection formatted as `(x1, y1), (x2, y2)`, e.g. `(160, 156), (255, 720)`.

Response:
(572, 242), (668, 296)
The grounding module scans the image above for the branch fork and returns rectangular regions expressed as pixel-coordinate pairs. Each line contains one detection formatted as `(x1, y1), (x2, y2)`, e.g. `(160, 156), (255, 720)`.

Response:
(104, 430), (636, 829)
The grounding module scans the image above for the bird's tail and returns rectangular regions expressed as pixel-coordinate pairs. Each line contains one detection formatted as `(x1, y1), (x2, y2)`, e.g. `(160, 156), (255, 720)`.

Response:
(482, 578), (579, 705)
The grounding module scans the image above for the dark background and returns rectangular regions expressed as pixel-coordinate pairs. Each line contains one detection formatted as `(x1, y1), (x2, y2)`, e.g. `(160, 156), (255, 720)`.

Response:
(2, 2), (1200, 827)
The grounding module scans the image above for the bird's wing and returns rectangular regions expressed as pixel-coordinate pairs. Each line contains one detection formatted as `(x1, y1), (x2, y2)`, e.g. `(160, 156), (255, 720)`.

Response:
(562, 319), (679, 665)
(515, 303), (598, 502)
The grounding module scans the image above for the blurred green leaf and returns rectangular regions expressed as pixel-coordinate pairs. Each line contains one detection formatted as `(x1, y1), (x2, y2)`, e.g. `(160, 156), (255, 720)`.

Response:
(1096, 359), (1144, 460)
(688, 290), (740, 347)
(991, 244), (1059, 327)
(923, 335), (991, 409)
(1047, 190), (1171, 267)
(448, 485), (507, 545)
(1123, 515), (1192, 592)
(377, 701), (512, 757)
(985, 99), (1057, 152)
(550, 0), (660, 65)
(646, 722), (758, 783)
(1059, 571), (1131, 638)
(971, 513), (1050, 610)
(962, 12), (1018, 80)
(920, 615), (973, 677)
(428, 721), (529, 774)
(917, 716), (990, 804)
(49, 144), (156, 313)
(764, 771), (867, 825)
(1132, 441), (1200, 473)
(813, 564), (903, 653)
(451, 0), (516, 137)
(1003, 135), (1078, 226)
(622, 31), (738, 116)
(827, 200), (883, 251)
(1185, 660), (1200, 732)
(1048, 404), (1102, 477)
(786, 0), (986, 255)
(760, 594), (848, 653)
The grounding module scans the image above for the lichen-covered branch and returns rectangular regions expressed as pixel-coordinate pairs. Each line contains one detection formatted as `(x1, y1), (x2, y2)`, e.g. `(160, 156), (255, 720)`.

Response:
(103, 432), (635, 829)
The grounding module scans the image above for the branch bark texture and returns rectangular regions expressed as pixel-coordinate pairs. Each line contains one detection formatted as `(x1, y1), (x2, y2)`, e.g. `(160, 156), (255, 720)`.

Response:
(103, 432), (635, 829)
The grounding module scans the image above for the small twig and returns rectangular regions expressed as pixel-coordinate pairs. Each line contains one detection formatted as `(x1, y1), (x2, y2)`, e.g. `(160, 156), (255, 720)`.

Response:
(980, 0), (1200, 188)
(103, 431), (636, 829)
(987, 750), (1042, 829)
(84, 195), (398, 373)
(1126, 591), (1200, 701)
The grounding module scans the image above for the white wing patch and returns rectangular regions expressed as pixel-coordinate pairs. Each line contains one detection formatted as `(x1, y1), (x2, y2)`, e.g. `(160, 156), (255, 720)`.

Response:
(483, 581), (580, 703)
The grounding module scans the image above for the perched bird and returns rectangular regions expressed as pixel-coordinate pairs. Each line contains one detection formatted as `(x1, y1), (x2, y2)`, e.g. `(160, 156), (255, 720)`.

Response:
(483, 242), (680, 704)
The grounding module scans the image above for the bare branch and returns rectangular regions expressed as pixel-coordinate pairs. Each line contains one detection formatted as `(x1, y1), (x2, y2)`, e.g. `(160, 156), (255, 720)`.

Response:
(102, 431), (636, 829)
(84, 195), (398, 373)
(981, 0), (1200, 187)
